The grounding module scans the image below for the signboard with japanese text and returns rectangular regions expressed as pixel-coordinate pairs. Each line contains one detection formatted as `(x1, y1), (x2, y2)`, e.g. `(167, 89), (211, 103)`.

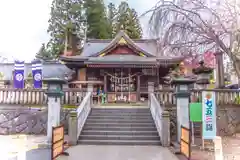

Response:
(180, 126), (191, 159)
(51, 125), (64, 160)
(202, 91), (217, 139)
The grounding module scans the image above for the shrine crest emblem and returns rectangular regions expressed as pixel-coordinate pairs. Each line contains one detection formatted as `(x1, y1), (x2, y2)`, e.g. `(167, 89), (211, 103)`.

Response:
(15, 73), (23, 81)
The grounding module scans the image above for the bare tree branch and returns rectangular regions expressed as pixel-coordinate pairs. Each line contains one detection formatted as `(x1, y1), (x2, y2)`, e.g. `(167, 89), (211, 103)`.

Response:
(145, 0), (240, 78)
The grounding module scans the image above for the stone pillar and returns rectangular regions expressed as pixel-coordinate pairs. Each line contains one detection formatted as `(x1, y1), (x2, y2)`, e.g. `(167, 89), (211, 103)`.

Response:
(214, 51), (224, 88)
(161, 111), (170, 147)
(47, 94), (61, 143)
(148, 82), (154, 106)
(137, 75), (140, 101)
(87, 83), (93, 92)
(68, 111), (78, 145)
(172, 78), (195, 143)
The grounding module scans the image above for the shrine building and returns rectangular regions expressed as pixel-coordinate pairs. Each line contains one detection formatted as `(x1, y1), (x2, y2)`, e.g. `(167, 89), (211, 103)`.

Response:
(59, 30), (184, 103)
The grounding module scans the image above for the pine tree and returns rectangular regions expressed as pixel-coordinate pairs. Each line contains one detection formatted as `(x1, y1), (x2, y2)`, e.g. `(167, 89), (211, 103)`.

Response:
(84, 0), (111, 39)
(129, 9), (142, 39)
(35, 44), (53, 60)
(107, 3), (117, 38)
(47, 0), (86, 56)
(115, 1), (143, 39)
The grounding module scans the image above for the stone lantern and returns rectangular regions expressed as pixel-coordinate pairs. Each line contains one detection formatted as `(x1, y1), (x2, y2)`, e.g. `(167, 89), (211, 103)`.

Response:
(43, 78), (66, 144)
(192, 60), (213, 89)
(169, 62), (195, 145)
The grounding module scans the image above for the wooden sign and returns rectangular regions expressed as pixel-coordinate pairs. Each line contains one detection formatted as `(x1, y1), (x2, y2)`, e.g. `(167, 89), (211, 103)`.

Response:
(51, 125), (64, 160)
(180, 126), (191, 159)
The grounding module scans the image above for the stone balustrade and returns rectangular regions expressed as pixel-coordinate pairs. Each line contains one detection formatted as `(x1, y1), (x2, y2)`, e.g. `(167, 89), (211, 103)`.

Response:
(1, 88), (240, 106)
(155, 89), (240, 106)
(0, 88), (86, 105)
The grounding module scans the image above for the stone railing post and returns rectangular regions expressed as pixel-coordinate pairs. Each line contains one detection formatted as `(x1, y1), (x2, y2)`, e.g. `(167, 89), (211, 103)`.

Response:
(148, 82), (154, 107)
(87, 83), (93, 92)
(68, 111), (78, 145)
(161, 111), (170, 147)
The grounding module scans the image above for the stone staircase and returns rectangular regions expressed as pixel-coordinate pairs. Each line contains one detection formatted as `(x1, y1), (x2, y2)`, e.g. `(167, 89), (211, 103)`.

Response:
(78, 108), (161, 145)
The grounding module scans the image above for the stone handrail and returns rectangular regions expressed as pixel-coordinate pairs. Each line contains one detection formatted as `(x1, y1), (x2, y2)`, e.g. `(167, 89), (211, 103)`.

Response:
(149, 93), (170, 147)
(77, 92), (92, 138)
(155, 89), (240, 106)
(0, 88), (86, 105)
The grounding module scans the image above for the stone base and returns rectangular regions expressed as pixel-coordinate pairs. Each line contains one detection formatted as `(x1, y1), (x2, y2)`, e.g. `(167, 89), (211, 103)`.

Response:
(38, 143), (51, 149)
(170, 141), (181, 154)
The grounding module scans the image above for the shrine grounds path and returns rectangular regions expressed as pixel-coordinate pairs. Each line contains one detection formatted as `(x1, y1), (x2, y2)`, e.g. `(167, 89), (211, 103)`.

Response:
(56, 145), (179, 160)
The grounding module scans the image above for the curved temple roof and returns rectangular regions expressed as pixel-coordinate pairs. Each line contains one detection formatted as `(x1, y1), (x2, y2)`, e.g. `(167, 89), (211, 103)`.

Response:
(59, 30), (185, 66)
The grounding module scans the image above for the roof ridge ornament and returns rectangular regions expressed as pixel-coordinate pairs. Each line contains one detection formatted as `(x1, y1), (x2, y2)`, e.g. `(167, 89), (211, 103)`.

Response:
(118, 37), (127, 45)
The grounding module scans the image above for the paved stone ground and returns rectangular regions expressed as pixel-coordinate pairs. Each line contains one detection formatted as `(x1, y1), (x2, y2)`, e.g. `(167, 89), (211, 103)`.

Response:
(0, 135), (178, 160)
(57, 145), (179, 160)
(3, 134), (240, 160)
(190, 134), (240, 160)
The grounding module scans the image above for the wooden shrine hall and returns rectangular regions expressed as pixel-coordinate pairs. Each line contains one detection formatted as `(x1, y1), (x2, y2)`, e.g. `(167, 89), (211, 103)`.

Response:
(59, 30), (184, 103)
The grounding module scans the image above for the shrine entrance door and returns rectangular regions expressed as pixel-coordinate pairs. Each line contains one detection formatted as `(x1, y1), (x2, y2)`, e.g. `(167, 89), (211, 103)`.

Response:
(107, 68), (137, 103)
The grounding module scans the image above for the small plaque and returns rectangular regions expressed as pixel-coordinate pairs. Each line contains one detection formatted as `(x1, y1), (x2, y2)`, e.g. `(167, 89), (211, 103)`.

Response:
(52, 125), (64, 159)
(180, 126), (191, 159)
(181, 127), (190, 143)
(181, 140), (190, 158)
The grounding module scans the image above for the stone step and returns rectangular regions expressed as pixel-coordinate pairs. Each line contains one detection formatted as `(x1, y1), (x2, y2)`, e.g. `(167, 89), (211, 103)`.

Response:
(86, 119), (154, 123)
(90, 109), (151, 114)
(78, 139), (161, 145)
(84, 122), (156, 127)
(81, 130), (159, 136)
(83, 126), (157, 131)
(87, 116), (153, 120)
(88, 114), (152, 119)
(89, 112), (152, 117)
(79, 135), (160, 141)
(91, 108), (150, 112)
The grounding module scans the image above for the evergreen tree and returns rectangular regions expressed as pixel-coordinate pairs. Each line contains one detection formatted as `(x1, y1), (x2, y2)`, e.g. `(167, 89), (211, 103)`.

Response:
(47, 0), (86, 57)
(107, 3), (117, 38)
(35, 44), (53, 60)
(115, 1), (142, 39)
(84, 0), (111, 39)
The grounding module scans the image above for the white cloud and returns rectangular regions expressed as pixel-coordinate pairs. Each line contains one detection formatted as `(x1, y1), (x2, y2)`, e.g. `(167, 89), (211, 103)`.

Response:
(0, 0), (157, 62)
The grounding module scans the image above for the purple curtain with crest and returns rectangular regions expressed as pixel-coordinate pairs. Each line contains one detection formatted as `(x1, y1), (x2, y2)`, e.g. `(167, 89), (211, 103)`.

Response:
(14, 60), (25, 88)
(32, 60), (42, 88)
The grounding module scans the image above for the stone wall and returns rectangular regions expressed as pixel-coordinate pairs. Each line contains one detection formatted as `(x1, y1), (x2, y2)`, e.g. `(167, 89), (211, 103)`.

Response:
(0, 105), (72, 135)
(166, 105), (240, 141)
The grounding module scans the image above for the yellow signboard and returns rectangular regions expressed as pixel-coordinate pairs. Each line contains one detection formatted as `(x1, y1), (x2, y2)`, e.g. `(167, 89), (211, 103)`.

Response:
(180, 126), (191, 159)
(181, 140), (190, 158)
(52, 125), (64, 160)
(52, 139), (64, 159)
(52, 126), (64, 143)
(181, 127), (190, 143)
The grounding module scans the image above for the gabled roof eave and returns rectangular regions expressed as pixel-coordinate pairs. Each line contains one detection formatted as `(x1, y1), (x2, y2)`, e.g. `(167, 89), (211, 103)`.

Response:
(90, 30), (155, 57)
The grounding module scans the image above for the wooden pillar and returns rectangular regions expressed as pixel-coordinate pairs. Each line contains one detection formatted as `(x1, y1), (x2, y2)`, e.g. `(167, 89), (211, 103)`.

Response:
(104, 74), (107, 93)
(137, 75), (140, 101)
(214, 51), (224, 88)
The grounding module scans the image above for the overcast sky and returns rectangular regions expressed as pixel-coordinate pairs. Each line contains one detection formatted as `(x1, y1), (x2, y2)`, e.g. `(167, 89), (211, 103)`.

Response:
(0, 0), (158, 62)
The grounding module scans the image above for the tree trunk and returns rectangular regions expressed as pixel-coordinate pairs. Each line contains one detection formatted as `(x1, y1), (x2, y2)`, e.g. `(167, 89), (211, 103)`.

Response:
(231, 56), (240, 86)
